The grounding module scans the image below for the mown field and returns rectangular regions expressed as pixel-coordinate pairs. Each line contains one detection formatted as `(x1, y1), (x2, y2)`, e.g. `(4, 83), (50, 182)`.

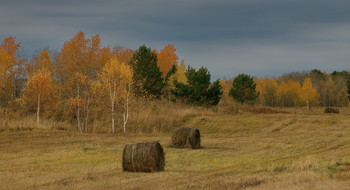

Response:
(1, 108), (350, 190)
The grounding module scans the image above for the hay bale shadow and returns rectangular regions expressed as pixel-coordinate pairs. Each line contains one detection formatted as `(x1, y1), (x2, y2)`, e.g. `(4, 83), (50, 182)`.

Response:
(324, 107), (339, 113)
(122, 142), (165, 172)
(169, 127), (201, 149)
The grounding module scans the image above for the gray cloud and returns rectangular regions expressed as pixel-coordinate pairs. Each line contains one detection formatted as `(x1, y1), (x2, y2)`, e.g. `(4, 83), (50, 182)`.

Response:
(1, 0), (350, 79)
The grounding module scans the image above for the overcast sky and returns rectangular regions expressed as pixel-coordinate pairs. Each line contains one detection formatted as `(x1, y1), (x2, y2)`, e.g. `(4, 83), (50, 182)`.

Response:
(1, 0), (350, 79)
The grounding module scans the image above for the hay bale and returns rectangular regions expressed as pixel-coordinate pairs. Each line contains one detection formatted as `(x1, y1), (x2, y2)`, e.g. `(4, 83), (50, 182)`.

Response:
(170, 127), (201, 149)
(324, 107), (339, 113)
(122, 142), (164, 172)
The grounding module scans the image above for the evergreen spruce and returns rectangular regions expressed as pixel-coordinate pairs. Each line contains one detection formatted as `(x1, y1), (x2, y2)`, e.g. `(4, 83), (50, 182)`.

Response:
(130, 45), (165, 99)
(171, 66), (222, 106)
(229, 73), (259, 104)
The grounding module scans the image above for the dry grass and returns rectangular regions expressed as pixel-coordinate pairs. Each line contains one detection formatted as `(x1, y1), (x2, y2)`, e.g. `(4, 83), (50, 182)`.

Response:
(126, 101), (214, 133)
(0, 112), (71, 132)
(1, 107), (350, 189)
(0, 100), (214, 133)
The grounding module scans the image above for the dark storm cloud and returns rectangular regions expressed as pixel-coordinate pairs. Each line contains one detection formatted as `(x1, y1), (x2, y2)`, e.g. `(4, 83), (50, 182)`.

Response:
(1, 0), (350, 78)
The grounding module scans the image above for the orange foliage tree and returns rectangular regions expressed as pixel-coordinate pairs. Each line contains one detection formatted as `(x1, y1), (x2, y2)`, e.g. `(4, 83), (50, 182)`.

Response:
(57, 31), (101, 81)
(0, 37), (23, 104)
(297, 78), (320, 109)
(113, 46), (135, 64)
(276, 80), (301, 107)
(157, 44), (178, 77)
(22, 70), (55, 126)
(256, 78), (279, 106)
(57, 31), (112, 84)
(157, 44), (180, 99)
(55, 31), (112, 132)
(36, 49), (52, 72)
(27, 49), (53, 76)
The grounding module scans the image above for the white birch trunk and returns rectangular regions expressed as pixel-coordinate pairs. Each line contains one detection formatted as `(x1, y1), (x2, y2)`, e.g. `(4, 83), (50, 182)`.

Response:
(110, 79), (118, 134)
(84, 96), (90, 133)
(123, 83), (132, 134)
(37, 94), (40, 127)
(77, 83), (81, 133)
(111, 101), (115, 134)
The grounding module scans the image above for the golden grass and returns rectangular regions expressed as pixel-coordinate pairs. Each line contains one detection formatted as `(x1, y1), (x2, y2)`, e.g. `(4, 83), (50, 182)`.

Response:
(1, 107), (350, 189)
(126, 101), (215, 133)
(0, 115), (71, 132)
(0, 100), (215, 133)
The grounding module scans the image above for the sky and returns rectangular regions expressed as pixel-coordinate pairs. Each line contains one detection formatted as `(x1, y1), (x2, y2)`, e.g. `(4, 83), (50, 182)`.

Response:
(1, 0), (350, 79)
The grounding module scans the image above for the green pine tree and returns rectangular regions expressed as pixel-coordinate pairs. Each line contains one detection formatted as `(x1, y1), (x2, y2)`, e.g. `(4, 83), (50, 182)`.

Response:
(229, 73), (259, 104)
(130, 45), (165, 99)
(206, 80), (223, 106)
(171, 66), (222, 106)
(186, 66), (211, 105)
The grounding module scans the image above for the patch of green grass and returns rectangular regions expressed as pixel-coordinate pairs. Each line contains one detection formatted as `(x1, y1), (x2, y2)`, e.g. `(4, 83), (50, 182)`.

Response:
(335, 162), (350, 166)
(327, 166), (338, 178)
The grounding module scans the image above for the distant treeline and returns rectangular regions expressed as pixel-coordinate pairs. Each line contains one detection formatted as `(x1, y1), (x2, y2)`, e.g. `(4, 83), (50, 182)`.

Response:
(0, 32), (349, 133)
(220, 70), (350, 108)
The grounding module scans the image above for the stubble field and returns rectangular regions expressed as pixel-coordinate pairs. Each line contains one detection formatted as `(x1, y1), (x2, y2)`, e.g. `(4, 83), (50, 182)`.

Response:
(1, 108), (350, 190)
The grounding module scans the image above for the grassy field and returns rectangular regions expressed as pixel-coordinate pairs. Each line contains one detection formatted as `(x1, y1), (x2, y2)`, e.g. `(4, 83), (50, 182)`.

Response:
(1, 108), (350, 189)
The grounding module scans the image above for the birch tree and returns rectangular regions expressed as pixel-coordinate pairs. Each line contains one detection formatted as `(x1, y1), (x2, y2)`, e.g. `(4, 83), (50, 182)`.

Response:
(22, 69), (54, 126)
(30, 49), (53, 73)
(120, 64), (133, 134)
(68, 72), (91, 133)
(256, 78), (278, 106)
(98, 57), (133, 134)
(297, 78), (320, 110)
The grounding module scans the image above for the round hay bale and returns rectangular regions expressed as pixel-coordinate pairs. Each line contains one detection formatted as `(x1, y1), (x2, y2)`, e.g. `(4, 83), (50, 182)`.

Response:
(170, 127), (201, 149)
(324, 107), (339, 113)
(122, 142), (164, 172)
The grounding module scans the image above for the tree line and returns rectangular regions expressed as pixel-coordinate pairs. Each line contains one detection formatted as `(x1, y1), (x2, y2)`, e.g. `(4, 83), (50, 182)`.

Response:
(0, 32), (223, 133)
(1, 32), (349, 133)
(221, 71), (350, 108)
